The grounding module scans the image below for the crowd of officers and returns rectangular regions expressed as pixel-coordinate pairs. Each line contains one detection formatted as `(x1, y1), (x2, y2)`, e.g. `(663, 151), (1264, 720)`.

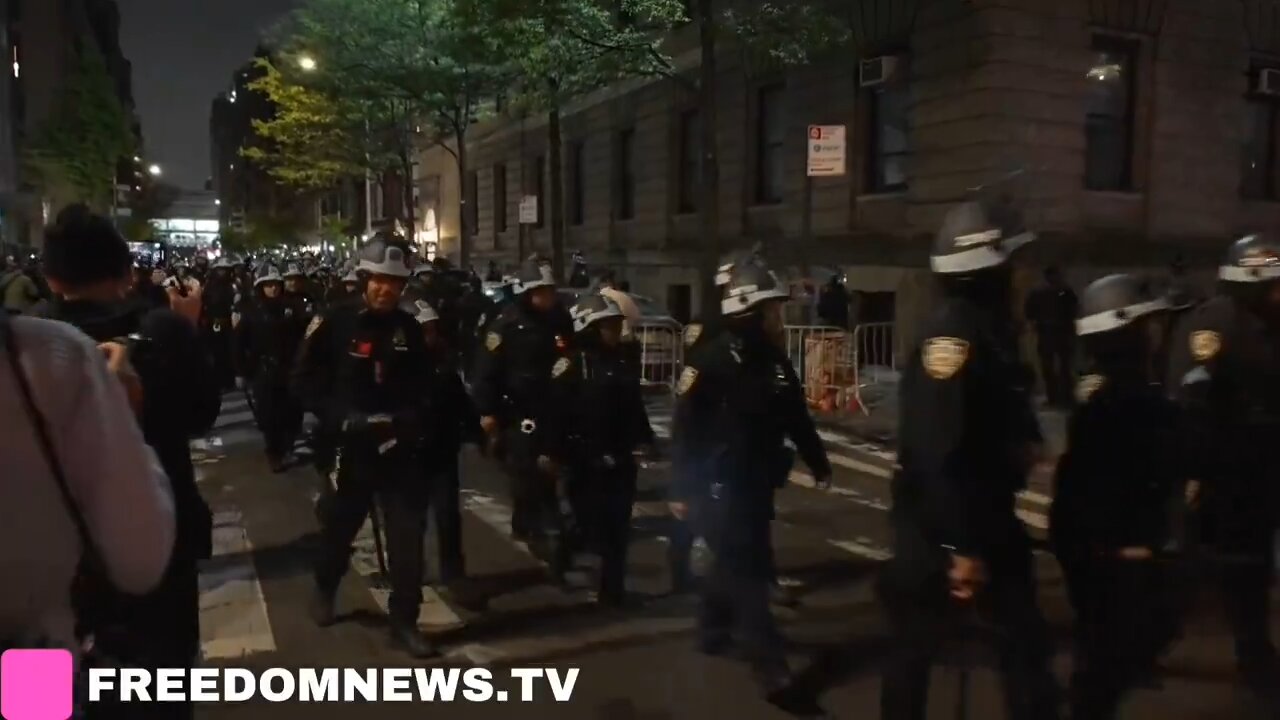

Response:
(16, 196), (1280, 718)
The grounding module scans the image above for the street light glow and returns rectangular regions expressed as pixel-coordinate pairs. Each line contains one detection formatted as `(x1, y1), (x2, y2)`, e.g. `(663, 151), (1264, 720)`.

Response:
(215, 199), (222, 206)
(298, 55), (318, 72)
(148, 164), (162, 176)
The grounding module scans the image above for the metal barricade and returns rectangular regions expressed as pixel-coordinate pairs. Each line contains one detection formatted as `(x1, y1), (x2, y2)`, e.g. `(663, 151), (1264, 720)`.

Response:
(783, 322), (899, 416)
(634, 320), (684, 393)
(784, 325), (855, 412)
(849, 322), (897, 416)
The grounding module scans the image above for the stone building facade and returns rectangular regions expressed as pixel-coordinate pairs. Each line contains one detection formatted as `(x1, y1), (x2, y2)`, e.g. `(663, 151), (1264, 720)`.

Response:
(422, 0), (1278, 340)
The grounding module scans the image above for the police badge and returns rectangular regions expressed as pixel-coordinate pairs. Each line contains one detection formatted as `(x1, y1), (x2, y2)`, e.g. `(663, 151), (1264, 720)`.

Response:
(1076, 374), (1105, 404)
(676, 366), (699, 395)
(552, 357), (571, 378)
(1189, 330), (1221, 362)
(285, 307), (294, 318)
(683, 324), (702, 348)
(921, 337), (969, 380)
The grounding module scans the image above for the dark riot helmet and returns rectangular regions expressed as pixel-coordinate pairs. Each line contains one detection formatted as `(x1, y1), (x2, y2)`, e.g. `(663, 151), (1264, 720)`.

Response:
(930, 198), (1035, 276)
(721, 258), (790, 316)
(570, 293), (625, 333)
(1218, 233), (1280, 284)
(514, 255), (555, 295)
(1075, 273), (1169, 337)
(356, 236), (413, 278)
(212, 255), (235, 270)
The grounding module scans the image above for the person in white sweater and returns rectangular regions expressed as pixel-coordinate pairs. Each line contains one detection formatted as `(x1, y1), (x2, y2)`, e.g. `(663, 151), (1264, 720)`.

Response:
(0, 314), (176, 652)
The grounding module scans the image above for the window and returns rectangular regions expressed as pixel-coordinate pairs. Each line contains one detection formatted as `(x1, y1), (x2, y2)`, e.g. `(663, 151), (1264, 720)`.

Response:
(617, 129), (637, 220)
(569, 141), (585, 226)
(1085, 36), (1137, 191)
(465, 170), (478, 235)
(755, 84), (785, 204)
(678, 109), (700, 212)
(1243, 79), (1278, 200)
(493, 164), (507, 232)
(868, 83), (910, 192)
(533, 156), (545, 228)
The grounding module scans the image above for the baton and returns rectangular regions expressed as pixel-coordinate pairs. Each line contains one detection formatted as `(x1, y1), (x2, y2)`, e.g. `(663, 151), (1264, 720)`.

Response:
(369, 499), (390, 578)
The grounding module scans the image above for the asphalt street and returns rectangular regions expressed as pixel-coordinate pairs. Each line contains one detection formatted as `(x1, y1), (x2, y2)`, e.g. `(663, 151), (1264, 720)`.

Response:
(186, 391), (1280, 719)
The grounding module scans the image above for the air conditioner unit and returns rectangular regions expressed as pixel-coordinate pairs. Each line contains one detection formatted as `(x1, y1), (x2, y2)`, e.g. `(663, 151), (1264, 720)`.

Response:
(859, 56), (901, 87)
(1257, 68), (1280, 96)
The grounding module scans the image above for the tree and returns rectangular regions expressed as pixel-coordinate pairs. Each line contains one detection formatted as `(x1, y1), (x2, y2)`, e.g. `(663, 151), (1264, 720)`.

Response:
(24, 48), (135, 212)
(242, 59), (388, 190)
(286, 0), (514, 268)
(465, 0), (686, 279)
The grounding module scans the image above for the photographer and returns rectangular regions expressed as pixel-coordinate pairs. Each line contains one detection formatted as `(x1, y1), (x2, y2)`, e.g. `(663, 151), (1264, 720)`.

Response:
(0, 313), (175, 655)
(34, 205), (220, 719)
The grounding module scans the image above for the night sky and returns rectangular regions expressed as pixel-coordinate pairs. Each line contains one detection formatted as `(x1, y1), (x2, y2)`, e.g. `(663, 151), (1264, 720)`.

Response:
(116, 0), (299, 190)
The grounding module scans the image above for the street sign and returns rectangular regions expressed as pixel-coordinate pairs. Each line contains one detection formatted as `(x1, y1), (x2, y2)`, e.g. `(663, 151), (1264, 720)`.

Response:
(806, 125), (847, 177)
(519, 195), (538, 224)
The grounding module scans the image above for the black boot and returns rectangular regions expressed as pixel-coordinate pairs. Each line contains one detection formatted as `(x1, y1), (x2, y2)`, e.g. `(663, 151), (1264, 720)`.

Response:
(310, 587), (336, 627)
(389, 617), (438, 659)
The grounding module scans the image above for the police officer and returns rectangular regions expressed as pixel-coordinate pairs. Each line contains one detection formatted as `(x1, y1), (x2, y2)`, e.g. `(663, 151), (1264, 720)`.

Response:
(236, 263), (308, 472)
(473, 255), (572, 576)
(1051, 274), (1183, 720)
(401, 292), (483, 602)
(202, 255), (238, 392)
(669, 258), (830, 698)
(1167, 233), (1280, 691)
(548, 293), (656, 605)
(284, 262), (316, 315)
(293, 236), (436, 657)
(880, 196), (1058, 720)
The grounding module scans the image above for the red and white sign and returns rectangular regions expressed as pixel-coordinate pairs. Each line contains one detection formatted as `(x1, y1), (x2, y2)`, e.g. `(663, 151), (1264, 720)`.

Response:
(806, 125), (847, 177)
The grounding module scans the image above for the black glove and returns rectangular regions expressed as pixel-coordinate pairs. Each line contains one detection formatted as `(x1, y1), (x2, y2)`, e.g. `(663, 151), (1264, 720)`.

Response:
(392, 410), (423, 442)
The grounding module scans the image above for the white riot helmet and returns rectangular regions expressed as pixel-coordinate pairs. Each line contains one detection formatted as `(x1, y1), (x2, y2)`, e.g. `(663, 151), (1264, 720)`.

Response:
(570, 293), (625, 333)
(1075, 274), (1169, 337)
(400, 298), (439, 325)
(356, 237), (413, 278)
(254, 263), (284, 287)
(1218, 233), (1280, 283)
(514, 255), (555, 295)
(721, 259), (790, 315)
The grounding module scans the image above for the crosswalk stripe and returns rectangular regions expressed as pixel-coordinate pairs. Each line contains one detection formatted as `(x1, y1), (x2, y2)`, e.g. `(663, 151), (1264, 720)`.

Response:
(198, 510), (276, 660)
(349, 516), (464, 631)
(214, 410), (256, 430)
(650, 419), (1053, 520)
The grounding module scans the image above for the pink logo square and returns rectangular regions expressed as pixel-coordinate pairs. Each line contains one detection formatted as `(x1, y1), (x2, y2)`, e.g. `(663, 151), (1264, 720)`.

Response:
(1, 649), (74, 720)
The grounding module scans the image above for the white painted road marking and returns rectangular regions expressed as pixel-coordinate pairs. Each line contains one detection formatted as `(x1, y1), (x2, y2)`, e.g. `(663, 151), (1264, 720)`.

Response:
(349, 513), (464, 631)
(199, 510), (277, 660)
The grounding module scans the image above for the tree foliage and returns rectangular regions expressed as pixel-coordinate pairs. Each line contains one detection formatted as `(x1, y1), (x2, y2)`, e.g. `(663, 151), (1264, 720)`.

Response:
(24, 49), (135, 211)
(242, 58), (392, 189)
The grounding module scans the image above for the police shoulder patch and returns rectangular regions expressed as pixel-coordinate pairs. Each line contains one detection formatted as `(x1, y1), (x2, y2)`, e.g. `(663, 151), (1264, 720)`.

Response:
(552, 357), (571, 378)
(676, 366), (699, 395)
(921, 336), (970, 380)
(1189, 330), (1221, 362)
(305, 315), (323, 339)
(485, 331), (502, 352)
(1076, 374), (1105, 404)
(683, 323), (702, 348)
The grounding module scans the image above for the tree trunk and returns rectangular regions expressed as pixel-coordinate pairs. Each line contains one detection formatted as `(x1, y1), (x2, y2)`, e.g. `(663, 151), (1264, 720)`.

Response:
(456, 126), (471, 270)
(548, 91), (566, 283)
(400, 145), (416, 237)
(696, 0), (722, 316)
